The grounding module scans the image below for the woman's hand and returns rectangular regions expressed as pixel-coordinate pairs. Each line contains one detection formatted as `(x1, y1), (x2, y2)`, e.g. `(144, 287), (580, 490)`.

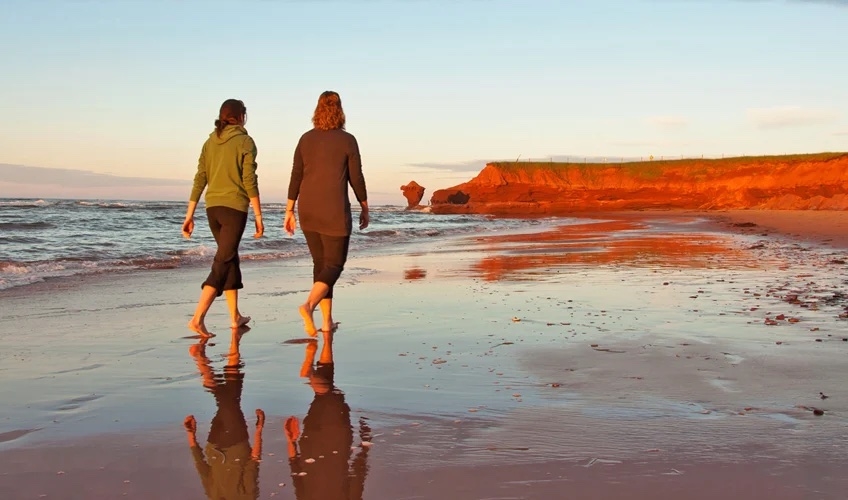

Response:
(254, 216), (264, 238)
(184, 415), (198, 447)
(181, 218), (195, 239)
(359, 209), (370, 230)
(184, 414), (197, 433)
(284, 416), (300, 443)
(284, 211), (297, 236)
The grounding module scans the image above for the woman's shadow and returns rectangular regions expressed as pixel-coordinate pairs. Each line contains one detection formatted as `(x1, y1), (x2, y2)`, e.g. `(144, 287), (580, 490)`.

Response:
(285, 330), (371, 500)
(183, 327), (265, 500)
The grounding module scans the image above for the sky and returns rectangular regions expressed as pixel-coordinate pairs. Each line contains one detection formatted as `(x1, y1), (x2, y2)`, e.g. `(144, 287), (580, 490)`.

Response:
(1, 0), (846, 205)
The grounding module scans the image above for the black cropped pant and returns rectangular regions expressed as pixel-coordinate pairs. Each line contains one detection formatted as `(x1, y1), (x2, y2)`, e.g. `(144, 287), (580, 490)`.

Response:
(202, 206), (247, 296)
(303, 231), (349, 300)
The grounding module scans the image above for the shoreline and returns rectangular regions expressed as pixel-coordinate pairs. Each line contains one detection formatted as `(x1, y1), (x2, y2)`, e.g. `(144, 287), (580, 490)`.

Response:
(3, 208), (846, 297)
(695, 209), (848, 249)
(543, 209), (848, 250)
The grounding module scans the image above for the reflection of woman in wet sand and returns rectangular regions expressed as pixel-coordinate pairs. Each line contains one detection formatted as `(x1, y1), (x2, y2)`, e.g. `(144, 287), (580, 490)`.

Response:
(183, 328), (265, 500)
(284, 331), (371, 500)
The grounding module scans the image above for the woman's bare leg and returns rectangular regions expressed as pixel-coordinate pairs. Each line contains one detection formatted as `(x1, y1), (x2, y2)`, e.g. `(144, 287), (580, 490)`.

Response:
(188, 285), (217, 337)
(319, 329), (334, 363)
(224, 289), (250, 328)
(319, 298), (338, 333)
(299, 281), (329, 337)
(300, 339), (318, 377)
(188, 338), (215, 387)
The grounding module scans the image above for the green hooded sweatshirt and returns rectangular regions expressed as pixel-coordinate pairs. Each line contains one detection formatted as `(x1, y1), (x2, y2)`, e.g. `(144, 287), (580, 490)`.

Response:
(190, 125), (259, 213)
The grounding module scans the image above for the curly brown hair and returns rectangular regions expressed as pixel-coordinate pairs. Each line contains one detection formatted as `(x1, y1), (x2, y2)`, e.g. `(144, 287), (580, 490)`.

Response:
(312, 91), (346, 131)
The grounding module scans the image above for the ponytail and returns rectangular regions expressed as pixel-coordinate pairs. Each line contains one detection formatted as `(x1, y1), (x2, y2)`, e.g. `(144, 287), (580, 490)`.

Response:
(214, 99), (247, 137)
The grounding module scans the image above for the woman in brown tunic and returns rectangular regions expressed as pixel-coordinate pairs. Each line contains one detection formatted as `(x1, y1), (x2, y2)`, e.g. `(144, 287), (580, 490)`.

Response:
(284, 91), (369, 336)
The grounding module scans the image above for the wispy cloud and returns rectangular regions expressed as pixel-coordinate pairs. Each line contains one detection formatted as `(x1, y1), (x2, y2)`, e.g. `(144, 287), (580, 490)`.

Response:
(406, 159), (491, 173)
(409, 155), (646, 172)
(0, 164), (188, 188)
(747, 106), (838, 129)
(609, 140), (661, 149)
(788, 0), (848, 6)
(646, 115), (688, 130)
(0, 164), (191, 201)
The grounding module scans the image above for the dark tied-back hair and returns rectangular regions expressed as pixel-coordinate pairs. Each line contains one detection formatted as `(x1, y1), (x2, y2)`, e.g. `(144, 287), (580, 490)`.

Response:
(215, 99), (247, 137)
(312, 91), (346, 131)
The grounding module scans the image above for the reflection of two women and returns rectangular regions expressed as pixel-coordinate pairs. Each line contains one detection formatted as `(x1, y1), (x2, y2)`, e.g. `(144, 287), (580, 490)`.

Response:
(285, 330), (371, 500)
(183, 328), (264, 500)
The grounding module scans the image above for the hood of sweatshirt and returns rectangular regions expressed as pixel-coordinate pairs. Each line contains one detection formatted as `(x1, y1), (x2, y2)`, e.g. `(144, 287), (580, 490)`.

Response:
(210, 125), (248, 145)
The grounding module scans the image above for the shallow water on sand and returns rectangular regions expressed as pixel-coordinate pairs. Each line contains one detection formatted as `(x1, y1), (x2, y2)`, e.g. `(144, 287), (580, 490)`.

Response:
(1, 215), (847, 498)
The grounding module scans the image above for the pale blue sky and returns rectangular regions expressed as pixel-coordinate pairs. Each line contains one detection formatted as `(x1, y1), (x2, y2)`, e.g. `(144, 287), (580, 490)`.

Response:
(1, 0), (846, 204)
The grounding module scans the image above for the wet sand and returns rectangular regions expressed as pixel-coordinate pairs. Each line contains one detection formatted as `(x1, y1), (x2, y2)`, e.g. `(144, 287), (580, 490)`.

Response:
(700, 209), (848, 249)
(1, 210), (847, 499)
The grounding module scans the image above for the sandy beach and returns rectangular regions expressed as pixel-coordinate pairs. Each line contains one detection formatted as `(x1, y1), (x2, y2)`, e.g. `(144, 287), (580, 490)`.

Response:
(1, 210), (847, 499)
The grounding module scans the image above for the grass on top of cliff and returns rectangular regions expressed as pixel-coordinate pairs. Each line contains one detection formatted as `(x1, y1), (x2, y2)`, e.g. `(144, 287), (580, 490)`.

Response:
(489, 152), (848, 180)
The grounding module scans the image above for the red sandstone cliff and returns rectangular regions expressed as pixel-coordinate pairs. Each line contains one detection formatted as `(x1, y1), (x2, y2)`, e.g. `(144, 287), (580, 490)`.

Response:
(429, 153), (848, 214)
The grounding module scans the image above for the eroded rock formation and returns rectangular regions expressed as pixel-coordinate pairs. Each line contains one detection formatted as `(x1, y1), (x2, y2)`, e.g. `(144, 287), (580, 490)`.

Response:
(429, 153), (848, 214)
(400, 181), (426, 208)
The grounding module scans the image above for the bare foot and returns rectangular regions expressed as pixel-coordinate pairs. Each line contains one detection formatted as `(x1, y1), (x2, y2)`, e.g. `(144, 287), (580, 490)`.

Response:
(234, 324), (251, 338)
(188, 320), (214, 337)
(299, 305), (318, 337)
(300, 340), (318, 377)
(188, 343), (205, 357)
(231, 315), (251, 329)
(321, 321), (340, 333)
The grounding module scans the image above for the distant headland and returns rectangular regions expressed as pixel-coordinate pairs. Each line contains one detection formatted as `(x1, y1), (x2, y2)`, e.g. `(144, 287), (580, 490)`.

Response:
(429, 152), (848, 214)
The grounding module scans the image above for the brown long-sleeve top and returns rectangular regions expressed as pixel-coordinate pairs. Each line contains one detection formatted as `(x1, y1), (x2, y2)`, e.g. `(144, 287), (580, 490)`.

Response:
(287, 128), (367, 237)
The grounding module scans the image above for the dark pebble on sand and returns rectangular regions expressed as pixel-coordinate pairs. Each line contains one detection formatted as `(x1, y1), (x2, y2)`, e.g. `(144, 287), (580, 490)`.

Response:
(814, 409), (825, 416)
(815, 339), (823, 342)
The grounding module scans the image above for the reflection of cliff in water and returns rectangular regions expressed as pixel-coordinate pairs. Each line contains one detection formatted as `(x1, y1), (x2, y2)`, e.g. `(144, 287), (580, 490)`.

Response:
(457, 219), (753, 281)
(403, 267), (427, 280)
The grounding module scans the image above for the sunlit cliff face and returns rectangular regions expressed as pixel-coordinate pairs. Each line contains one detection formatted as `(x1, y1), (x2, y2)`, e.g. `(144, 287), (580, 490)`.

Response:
(430, 154), (848, 213)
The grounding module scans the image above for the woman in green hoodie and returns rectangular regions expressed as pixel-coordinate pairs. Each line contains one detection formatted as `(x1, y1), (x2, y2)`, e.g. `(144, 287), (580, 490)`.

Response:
(182, 99), (264, 337)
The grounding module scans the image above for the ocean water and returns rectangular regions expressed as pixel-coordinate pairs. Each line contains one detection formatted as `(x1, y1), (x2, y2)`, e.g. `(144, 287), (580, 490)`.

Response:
(0, 198), (544, 291)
